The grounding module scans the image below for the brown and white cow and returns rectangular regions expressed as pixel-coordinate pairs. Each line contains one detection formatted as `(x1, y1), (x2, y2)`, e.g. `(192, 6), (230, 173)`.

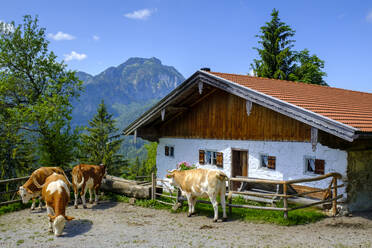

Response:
(166, 168), (228, 222)
(41, 173), (74, 236)
(18, 167), (70, 210)
(71, 164), (106, 209)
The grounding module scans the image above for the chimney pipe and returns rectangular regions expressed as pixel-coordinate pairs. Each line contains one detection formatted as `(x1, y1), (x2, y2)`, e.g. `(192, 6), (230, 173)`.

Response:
(200, 67), (211, 72)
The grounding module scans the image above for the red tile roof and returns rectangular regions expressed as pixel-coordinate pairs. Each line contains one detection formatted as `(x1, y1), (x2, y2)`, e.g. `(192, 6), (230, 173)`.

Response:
(209, 72), (372, 132)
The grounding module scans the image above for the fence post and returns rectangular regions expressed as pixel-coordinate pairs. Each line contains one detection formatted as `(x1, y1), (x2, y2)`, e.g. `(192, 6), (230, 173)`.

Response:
(228, 179), (232, 216)
(283, 183), (288, 219)
(151, 173), (156, 200)
(332, 177), (338, 216)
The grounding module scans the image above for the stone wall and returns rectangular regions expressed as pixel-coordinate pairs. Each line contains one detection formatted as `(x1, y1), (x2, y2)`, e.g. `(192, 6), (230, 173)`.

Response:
(347, 150), (372, 211)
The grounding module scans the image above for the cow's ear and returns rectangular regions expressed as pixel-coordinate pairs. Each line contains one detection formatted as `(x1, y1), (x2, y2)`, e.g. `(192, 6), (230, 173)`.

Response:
(26, 188), (33, 194)
(166, 174), (174, 179)
(65, 216), (74, 221)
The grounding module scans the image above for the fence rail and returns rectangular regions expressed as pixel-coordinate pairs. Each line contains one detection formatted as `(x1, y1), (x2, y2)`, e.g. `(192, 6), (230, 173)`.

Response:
(0, 176), (30, 207)
(151, 172), (344, 219)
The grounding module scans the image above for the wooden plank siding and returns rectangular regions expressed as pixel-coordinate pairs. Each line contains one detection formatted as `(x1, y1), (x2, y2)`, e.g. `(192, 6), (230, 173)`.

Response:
(158, 89), (312, 141)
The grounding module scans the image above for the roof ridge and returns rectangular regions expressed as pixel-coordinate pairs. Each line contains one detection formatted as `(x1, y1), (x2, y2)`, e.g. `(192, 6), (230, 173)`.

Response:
(209, 71), (372, 96)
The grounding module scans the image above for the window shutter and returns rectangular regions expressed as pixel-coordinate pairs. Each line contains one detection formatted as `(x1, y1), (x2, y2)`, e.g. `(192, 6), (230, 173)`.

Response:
(315, 159), (325, 175)
(199, 150), (205, 165)
(268, 156), (276, 170)
(216, 152), (223, 167)
(165, 146), (169, 156)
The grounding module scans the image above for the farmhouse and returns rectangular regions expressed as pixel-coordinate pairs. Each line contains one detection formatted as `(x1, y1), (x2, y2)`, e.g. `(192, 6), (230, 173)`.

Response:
(123, 69), (372, 212)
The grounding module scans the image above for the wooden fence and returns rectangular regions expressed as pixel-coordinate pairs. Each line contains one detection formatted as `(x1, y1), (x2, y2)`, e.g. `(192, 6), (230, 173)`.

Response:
(0, 176), (30, 207)
(151, 172), (344, 218)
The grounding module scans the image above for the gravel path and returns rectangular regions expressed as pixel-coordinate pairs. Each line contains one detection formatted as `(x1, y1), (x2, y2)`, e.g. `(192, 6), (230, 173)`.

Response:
(1, 201), (372, 247)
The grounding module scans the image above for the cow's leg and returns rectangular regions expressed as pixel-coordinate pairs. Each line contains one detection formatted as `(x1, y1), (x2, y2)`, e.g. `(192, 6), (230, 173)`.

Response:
(89, 188), (93, 204)
(46, 205), (55, 232)
(190, 196), (197, 215)
(30, 198), (36, 210)
(94, 188), (99, 204)
(186, 193), (193, 217)
(209, 193), (219, 222)
(81, 185), (88, 209)
(38, 196), (43, 210)
(73, 184), (79, 209)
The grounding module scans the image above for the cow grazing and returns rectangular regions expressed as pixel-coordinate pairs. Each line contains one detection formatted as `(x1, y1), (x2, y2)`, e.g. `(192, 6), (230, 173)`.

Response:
(41, 173), (74, 236)
(166, 168), (228, 222)
(18, 167), (70, 210)
(71, 164), (106, 209)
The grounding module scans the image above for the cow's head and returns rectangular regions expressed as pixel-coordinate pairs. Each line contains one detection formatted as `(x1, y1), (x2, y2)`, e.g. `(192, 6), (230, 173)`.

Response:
(18, 186), (33, 204)
(49, 214), (74, 237)
(166, 170), (178, 186)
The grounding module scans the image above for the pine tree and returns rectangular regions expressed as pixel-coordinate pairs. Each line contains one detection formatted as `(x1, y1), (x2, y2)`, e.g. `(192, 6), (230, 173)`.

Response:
(252, 9), (296, 80)
(80, 100), (126, 175)
(251, 9), (327, 85)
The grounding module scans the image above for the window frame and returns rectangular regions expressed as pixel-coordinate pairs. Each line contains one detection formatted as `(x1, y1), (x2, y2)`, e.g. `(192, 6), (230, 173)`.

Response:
(304, 156), (325, 175)
(164, 145), (175, 158)
(260, 154), (276, 170)
(205, 150), (218, 166)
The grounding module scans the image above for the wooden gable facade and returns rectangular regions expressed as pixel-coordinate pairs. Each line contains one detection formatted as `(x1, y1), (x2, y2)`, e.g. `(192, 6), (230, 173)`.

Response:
(158, 88), (312, 142)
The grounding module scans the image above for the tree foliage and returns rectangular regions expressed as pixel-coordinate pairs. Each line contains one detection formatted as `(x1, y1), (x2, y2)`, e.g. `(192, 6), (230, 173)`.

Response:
(0, 15), (82, 174)
(252, 9), (327, 85)
(79, 100), (127, 175)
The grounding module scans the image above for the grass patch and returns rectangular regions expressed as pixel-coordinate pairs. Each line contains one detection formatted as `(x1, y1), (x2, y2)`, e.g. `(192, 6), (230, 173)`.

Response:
(0, 201), (32, 216)
(103, 192), (325, 226)
(16, 239), (24, 246)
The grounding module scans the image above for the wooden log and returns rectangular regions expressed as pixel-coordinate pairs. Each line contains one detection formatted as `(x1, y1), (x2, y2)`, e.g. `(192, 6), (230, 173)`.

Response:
(0, 199), (21, 207)
(332, 177), (338, 216)
(151, 173), (156, 200)
(156, 199), (174, 206)
(101, 176), (151, 199)
(0, 189), (19, 195)
(283, 183), (288, 219)
(229, 190), (285, 198)
(285, 184), (345, 198)
(227, 203), (287, 211)
(155, 193), (177, 199)
(228, 180), (232, 216)
(0, 176), (29, 184)
(289, 195), (343, 211)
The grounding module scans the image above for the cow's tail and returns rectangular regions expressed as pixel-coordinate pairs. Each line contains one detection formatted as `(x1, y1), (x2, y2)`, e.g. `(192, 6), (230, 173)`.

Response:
(73, 164), (85, 189)
(60, 169), (73, 187)
(32, 175), (45, 189)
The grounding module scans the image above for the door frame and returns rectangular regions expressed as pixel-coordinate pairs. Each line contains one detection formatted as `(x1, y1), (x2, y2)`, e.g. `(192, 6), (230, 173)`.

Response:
(230, 148), (248, 178)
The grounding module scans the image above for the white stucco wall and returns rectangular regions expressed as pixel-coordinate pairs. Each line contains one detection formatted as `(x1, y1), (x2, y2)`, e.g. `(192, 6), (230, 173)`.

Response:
(157, 138), (347, 194)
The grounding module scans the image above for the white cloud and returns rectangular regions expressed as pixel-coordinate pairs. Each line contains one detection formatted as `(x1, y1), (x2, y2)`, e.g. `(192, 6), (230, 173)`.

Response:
(48, 31), (75, 41)
(367, 10), (372, 22)
(92, 35), (100, 41)
(0, 21), (14, 33)
(124, 8), (155, 20)
(64, 51), (87, 62)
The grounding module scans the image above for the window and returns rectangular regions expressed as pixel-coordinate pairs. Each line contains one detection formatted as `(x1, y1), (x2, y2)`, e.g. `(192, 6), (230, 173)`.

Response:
(199, 150), (223, 167)
(165, 145), (174, 157)
(261, 154), (276, 170)
(305, 157), (325, 175)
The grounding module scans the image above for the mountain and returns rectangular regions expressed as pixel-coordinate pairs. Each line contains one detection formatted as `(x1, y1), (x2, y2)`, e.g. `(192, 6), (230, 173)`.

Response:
(72, 57), (185, 127)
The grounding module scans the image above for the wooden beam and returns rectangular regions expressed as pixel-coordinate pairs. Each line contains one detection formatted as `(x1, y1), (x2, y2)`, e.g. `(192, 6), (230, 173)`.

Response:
(198, 81), (203, 94)
(246, 100), (252, 116)
(311, 127), (318, 152)
(167, 106), (189, 112)
(161, 109), (165, 121)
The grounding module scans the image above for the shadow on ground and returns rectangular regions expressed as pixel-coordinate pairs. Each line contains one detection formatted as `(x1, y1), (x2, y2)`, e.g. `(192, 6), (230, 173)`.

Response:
(63, 219), (93, 237)
(91, 201), (117, 211)
(352, 211), (372, 220)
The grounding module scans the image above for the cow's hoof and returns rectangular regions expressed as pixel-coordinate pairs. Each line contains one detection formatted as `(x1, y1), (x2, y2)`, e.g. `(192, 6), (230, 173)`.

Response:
(213, 219), (218, 223)
(222, 217), (228, 222)
(83, 205), (87, 209)
(89, 201), (93, 204)
(187, 213), (192, 217)
(95, 201), (99, 205)
(74, 205), (78, 209)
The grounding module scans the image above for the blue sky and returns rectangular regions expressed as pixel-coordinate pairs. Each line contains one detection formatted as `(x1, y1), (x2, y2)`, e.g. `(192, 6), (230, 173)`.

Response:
(1, 0), (372, 93)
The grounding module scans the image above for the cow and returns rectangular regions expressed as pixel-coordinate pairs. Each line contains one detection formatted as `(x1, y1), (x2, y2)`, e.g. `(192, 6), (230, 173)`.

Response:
(18, 167), (70, 210)
(41, 173), (74, 236)
(166, 168), (228, 222)
(71, 164), (106, 209)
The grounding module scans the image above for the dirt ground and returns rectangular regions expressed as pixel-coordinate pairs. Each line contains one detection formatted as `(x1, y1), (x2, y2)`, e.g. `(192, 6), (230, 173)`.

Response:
(0, 201), (372, 248)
